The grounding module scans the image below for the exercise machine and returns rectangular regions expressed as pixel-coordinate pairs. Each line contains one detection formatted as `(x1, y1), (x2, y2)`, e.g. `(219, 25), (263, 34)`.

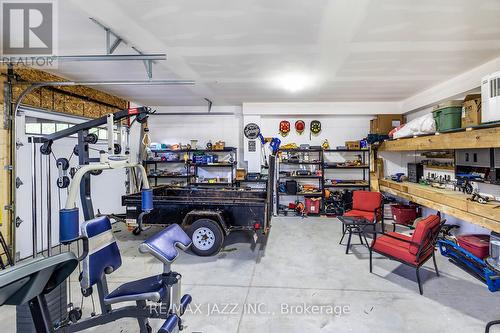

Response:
(2, 106), (193, 332)
(0, 222), (193, 333)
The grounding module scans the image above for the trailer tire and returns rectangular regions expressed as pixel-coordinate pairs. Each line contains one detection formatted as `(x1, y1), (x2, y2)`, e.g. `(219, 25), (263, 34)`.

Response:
(188, 219), (224, 256)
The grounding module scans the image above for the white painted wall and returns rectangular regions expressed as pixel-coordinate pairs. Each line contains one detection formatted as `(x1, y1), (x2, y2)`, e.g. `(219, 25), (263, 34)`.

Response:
(242, 102), (399, 172)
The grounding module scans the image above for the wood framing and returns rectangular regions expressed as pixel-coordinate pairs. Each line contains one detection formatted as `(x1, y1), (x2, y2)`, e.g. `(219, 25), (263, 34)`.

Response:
(378, 126), (500, 151)
(3, 67), (128, 119)
(379, 179), (500, 232)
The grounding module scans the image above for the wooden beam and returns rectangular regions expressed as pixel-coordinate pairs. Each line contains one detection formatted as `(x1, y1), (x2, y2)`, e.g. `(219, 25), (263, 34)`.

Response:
(379, 179), (500, 232)
(378, 126), (500, 151)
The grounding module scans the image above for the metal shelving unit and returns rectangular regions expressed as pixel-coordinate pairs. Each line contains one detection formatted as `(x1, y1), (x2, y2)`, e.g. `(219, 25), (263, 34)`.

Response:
(323, 149), (370, 215)
(277, 148), (324, 215)
(143, 147), (237, 187)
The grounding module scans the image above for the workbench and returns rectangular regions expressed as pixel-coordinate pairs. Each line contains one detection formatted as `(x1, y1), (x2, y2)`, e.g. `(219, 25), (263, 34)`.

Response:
(379, 179), (500, 232)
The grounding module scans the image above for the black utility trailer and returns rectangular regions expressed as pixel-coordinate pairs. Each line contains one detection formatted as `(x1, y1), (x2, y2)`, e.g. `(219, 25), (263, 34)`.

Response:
(122, 158), (274, 256)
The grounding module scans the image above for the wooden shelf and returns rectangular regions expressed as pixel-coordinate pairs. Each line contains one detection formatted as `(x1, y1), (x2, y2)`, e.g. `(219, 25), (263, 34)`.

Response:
(377, 126), (500, 151)
(378, 179), (500, 232)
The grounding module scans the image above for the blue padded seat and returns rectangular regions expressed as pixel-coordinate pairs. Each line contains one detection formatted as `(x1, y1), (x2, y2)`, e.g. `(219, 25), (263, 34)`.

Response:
(81, 220), (191, 306)
(104, 274), (167, 305)
(139, 224), (191, 264)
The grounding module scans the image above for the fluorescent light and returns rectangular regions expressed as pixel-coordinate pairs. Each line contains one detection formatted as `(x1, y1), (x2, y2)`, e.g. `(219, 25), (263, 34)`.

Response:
(275, 73), (314, 92)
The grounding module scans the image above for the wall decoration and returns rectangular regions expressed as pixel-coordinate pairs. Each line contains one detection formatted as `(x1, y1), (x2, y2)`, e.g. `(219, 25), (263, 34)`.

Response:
(244, 123), (261, 139)
(310, 120), (322, 139)
(279, 120), (291, 137)
(295, 120), (305, 134)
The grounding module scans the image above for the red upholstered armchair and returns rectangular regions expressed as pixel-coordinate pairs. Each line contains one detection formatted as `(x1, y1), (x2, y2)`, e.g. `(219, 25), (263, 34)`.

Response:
(343, 190), (383, 225)
(369, 214), (445, 295)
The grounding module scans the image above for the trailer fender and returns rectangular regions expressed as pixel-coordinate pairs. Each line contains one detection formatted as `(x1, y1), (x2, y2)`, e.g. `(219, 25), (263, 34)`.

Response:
(181, 210), (229, 235)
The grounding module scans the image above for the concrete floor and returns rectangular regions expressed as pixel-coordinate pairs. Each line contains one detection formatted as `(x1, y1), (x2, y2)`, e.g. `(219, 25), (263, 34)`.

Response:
(1, 217), (499, 332)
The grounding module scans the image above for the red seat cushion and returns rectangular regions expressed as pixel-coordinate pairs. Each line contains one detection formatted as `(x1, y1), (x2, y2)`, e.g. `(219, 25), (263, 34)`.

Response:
(343, 209), (375, 222)
(352, 191), (382, 212)
(371, 233), (432, 265)
(409, 215), (440, 255)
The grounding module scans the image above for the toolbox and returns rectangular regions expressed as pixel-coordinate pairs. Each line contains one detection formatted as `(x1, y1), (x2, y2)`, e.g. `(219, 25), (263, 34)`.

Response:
(456, 234), (490, 259)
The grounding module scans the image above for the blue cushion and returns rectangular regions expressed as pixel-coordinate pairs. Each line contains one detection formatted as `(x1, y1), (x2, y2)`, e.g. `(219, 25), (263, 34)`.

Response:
(140, 224), (191, 263)
(80, 216), (122, 289)
(104, 275), (167, 304)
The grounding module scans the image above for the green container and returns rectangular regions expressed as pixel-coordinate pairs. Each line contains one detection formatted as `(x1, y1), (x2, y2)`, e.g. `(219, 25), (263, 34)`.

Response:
(432, 101), (463, 132)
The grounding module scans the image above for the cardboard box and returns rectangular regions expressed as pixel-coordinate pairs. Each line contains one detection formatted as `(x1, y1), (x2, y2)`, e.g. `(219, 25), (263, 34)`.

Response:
(236, 168), (246, 181)
(345, 140), (360, 150)
(370, 114), (405, 135)
(462, 94), (481, 128)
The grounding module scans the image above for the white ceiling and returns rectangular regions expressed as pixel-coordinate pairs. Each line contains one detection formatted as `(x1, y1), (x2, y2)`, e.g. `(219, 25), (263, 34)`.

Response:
(49, 0), (500, 106)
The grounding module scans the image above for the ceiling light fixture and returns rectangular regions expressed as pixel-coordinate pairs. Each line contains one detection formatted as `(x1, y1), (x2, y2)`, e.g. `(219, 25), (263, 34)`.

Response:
(275, 73), (314, 93)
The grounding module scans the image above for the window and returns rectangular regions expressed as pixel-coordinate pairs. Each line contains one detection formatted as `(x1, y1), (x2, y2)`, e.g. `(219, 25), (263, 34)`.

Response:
(24, 116), (116, 141)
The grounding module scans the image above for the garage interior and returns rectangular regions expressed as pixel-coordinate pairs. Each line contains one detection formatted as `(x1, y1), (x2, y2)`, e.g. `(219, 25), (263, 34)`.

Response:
(0, 1), (500, 333)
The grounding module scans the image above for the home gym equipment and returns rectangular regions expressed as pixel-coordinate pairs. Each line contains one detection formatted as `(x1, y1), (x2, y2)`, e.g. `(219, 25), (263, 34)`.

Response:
(8, 106), (195, 332)
(0, 222), (193, 333)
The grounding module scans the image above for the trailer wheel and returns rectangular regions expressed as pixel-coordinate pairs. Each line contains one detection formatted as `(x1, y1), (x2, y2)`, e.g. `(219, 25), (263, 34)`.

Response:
(188, 219), (224, 256)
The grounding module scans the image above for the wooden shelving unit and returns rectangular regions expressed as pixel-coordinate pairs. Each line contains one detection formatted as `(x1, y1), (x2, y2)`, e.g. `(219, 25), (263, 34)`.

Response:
(378, 126), (500, 152)
(379, 179), (500, 232)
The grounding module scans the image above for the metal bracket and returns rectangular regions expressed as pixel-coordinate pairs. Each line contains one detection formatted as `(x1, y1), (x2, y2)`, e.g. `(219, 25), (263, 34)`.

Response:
(4, 204), (13, 211)
(15, 177), (23, 188)
(91, 17), (160, 79)
(4, 165), (13, 171)
(106, 28), (123, 54)
(15, 216), (23, 228)
(143, 60), (153, 80)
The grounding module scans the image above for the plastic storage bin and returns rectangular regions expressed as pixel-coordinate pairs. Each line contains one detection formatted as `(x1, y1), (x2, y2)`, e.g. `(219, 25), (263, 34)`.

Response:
(456, 234), (490, 259)
(390, 204), (418, 225)
(433, 101), (463, 131)
(305, 197), (321, 215)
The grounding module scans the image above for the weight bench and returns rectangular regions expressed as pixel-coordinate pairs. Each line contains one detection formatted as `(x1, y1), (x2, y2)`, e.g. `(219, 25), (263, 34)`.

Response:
(0, 218), (193, 333)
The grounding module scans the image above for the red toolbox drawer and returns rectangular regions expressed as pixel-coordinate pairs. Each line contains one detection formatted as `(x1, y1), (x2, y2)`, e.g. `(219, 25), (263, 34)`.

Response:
(456, 234), (490, 259)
